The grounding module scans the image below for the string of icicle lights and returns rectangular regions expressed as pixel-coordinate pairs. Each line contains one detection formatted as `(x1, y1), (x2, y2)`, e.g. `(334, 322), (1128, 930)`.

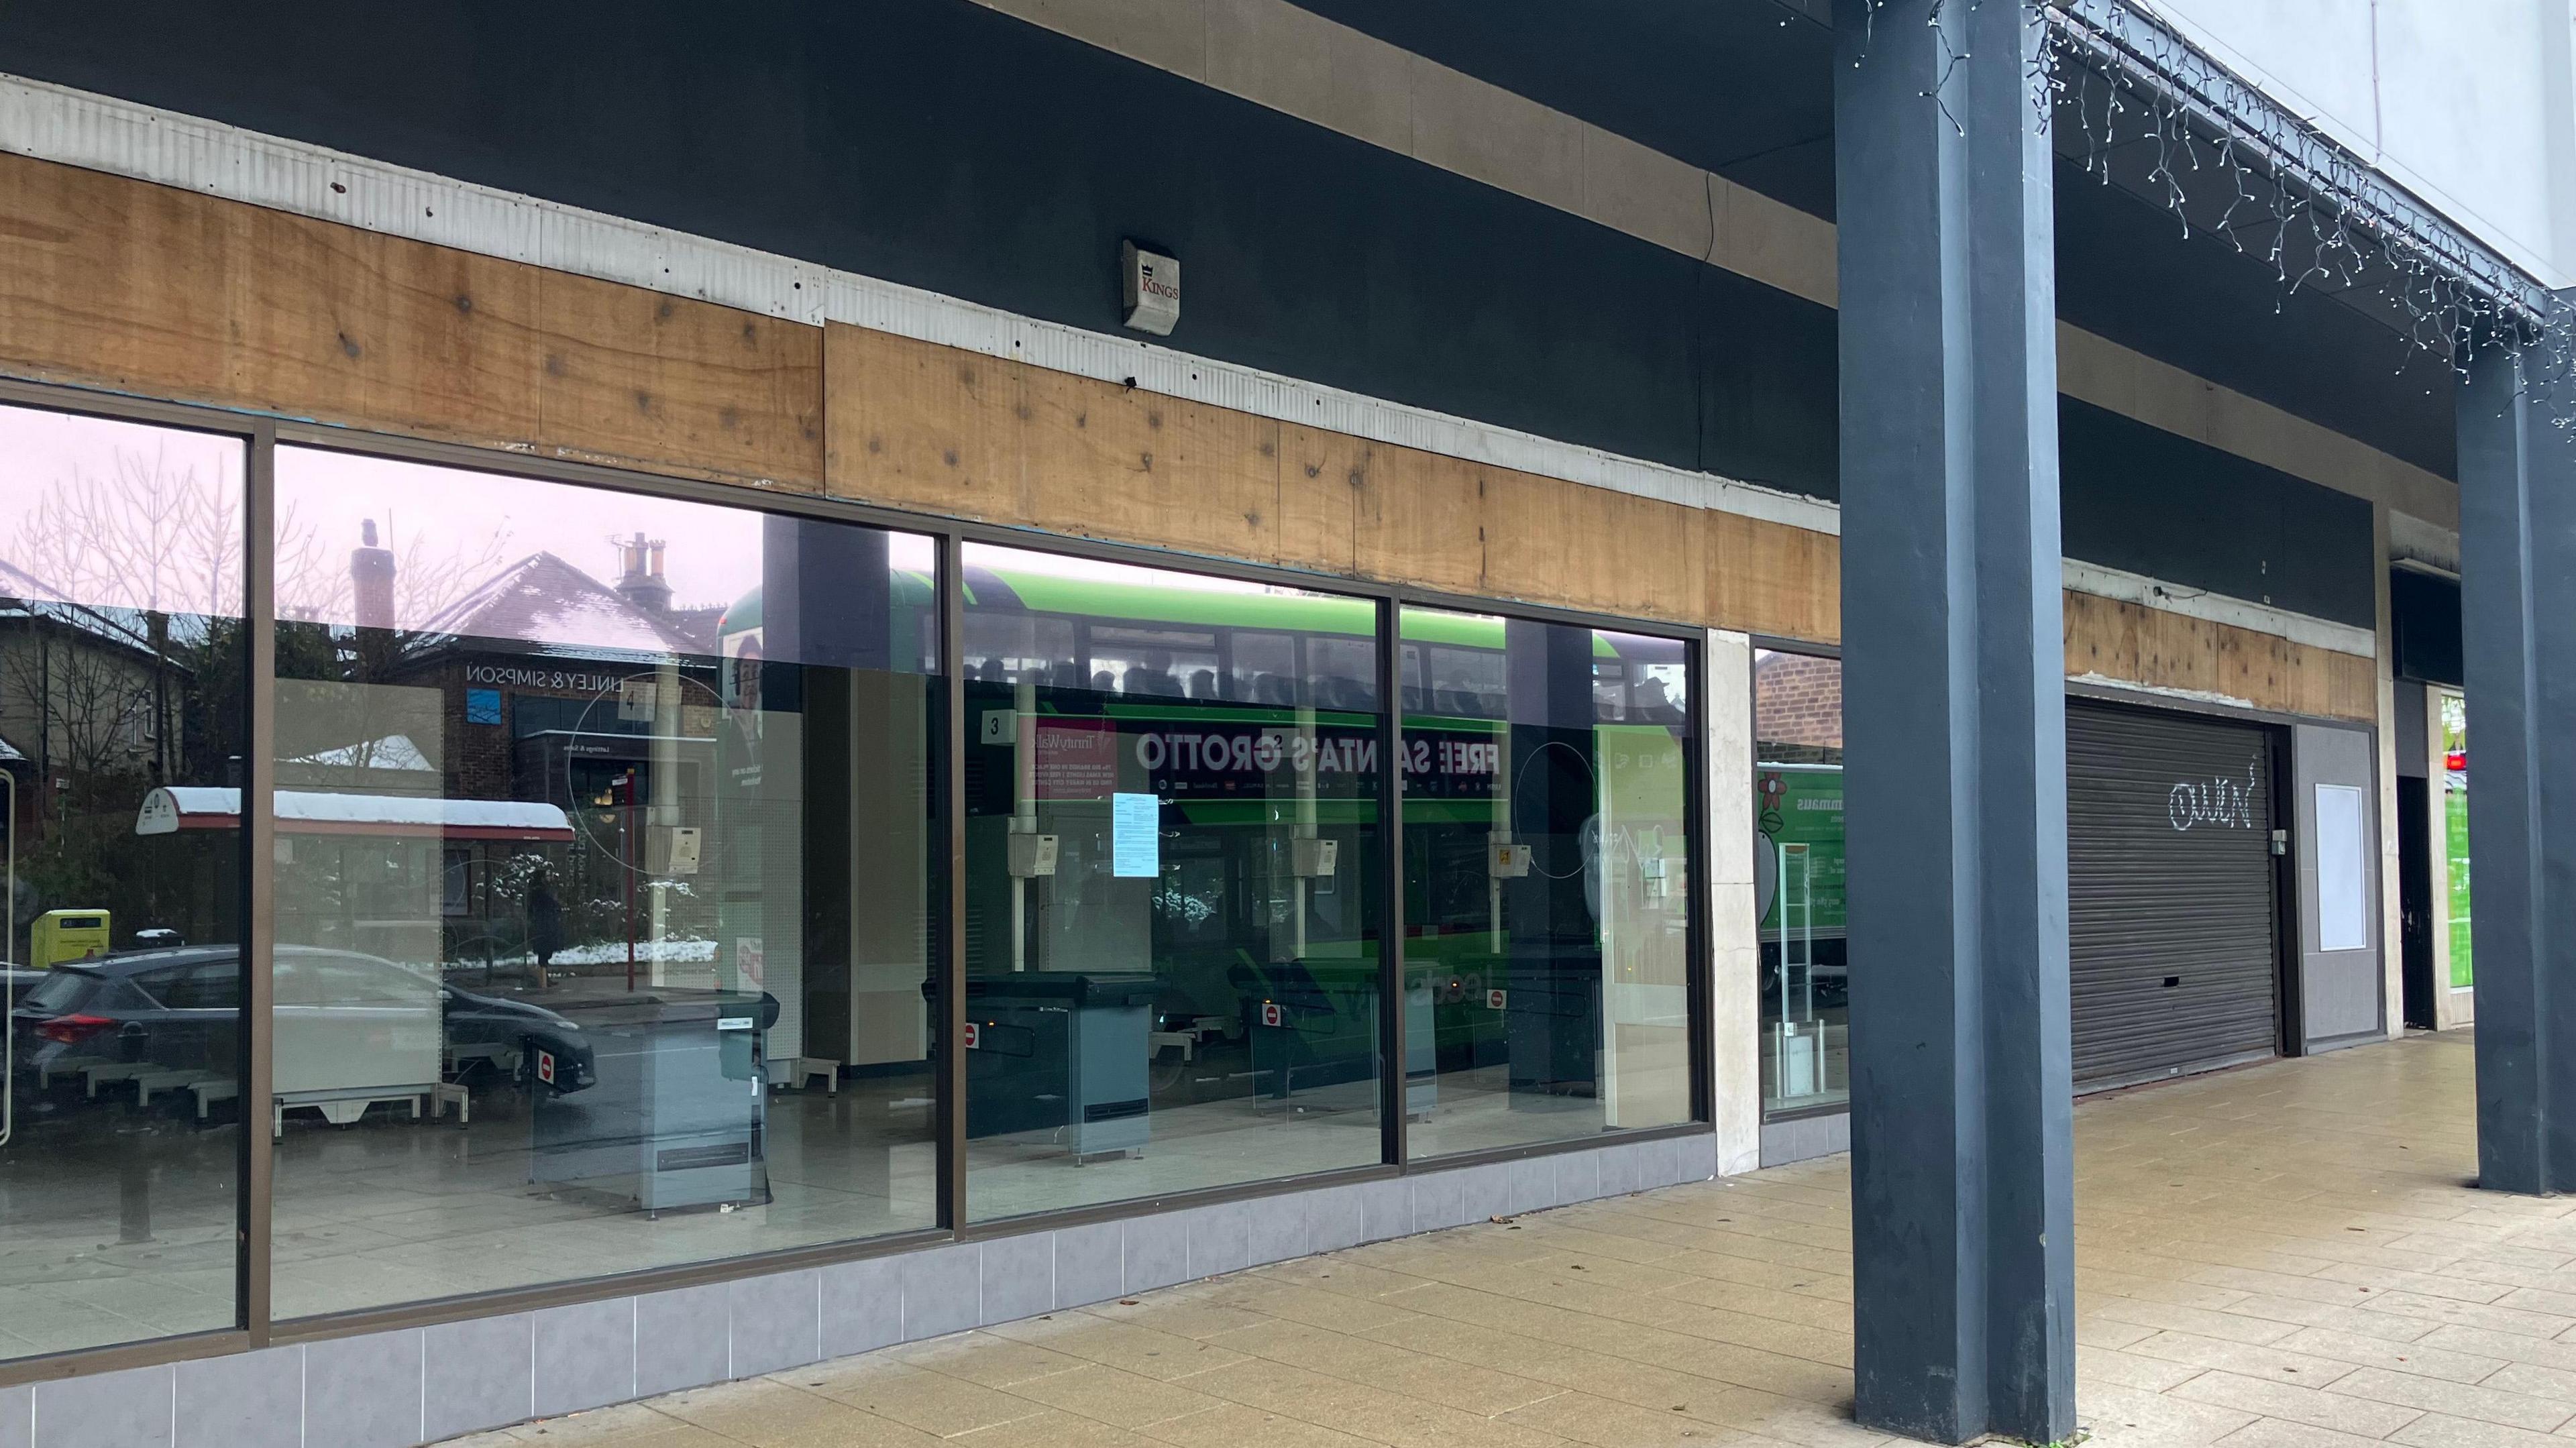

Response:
(1843, 0), (2570, 415)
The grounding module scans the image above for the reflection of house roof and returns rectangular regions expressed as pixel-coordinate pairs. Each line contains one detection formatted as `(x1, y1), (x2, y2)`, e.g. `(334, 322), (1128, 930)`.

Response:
(0, 558), (164, 660)
(667, 605), (724, 649)
(0, 730), (23, 764)
(0, 558), (68, 604)
(284, 733), (436, 773)
(410, 553), (714, 661)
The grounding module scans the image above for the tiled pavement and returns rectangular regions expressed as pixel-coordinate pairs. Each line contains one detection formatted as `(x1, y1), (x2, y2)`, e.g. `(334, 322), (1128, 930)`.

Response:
(445, 1030), (2576, 1448)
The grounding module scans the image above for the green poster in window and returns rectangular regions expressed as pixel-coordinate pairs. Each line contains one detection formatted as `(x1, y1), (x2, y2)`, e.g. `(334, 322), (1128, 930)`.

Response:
(1756, 763), (1845, 936)
(2443, 692), (2471, 989)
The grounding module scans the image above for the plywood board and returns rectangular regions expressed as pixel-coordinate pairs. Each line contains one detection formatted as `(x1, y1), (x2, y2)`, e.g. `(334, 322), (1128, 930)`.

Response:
(1275, 423), (1362, 575)
(0, 157), (2385, 726)
(536, 273), (824, 489)
(0, 152), (541, 443)
(2212, 625), (2288, 710)
(1017, 364), (1279, 562)
(1710, 512), (1838, 644)
(0, 152), (245, 406)
(0, 155), (821, 487)
(2060, 588), (2371, 722)
(228, 201), (541, 448)
(824, 321), (1026, 522)
(1484, 469), (1706, 626)
(2324, 651), (2377, 722)
(1347, 443), (1489, 596)
(2062, 589), (2141, 683)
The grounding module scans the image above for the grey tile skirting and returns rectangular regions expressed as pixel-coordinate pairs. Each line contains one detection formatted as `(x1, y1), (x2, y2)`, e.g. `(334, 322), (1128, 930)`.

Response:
(4, 1130), (1719, 1448)
(1758, 1109), (1850, 1168)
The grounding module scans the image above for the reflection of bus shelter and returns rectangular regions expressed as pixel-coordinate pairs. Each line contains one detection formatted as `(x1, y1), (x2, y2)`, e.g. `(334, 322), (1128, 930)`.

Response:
(138, 786), (575, 964)
(137, 786), (578, 842)
(133, 789), (577, 1129)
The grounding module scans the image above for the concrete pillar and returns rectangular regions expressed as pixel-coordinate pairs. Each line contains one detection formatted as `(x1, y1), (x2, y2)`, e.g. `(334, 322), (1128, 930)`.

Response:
(1833, 1), (2076, 1442)
(1706, 629), (1762, 1178)
(2459, 321), (2576, 1194)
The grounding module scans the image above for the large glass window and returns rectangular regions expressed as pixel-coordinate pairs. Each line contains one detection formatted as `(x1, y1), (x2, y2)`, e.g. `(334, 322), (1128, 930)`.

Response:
(0, 404), (246, 1357)
(6, 390), (1726, 1353)
(960, 544), (1383, 1219)
(266, 449), (940, 1319)
(1401, 611), (1694, 1159)
(2442, 690), (2470, 990)
(1754, 649), (1845, 1117)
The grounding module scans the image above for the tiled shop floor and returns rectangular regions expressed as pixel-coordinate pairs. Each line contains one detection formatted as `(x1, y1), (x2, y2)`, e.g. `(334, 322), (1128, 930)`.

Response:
(447, 1030), (2576, 1447)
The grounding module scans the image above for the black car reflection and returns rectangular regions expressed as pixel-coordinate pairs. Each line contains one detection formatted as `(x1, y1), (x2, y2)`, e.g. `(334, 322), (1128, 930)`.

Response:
(5, 945), (599, 1110)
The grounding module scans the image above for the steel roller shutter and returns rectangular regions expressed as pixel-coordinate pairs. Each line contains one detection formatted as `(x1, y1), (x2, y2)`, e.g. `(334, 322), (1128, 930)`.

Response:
(2068, 700), (2280, 1090)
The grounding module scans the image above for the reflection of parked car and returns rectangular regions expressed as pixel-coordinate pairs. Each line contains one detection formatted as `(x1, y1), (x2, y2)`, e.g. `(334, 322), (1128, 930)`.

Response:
(441, 979), (598, 1093)
(5, 946), (598, 1105)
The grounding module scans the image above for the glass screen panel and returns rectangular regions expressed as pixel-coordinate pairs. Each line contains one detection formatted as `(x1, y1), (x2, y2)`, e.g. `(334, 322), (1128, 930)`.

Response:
(268, 448), (940, 1318)
(960, 543), (1383, 1219)
(2442, 691), (2471, 989)
(1754, 649), (1845, 1118)
(1401, 611), (1693, 1158)
(0, 404), (246, 1357)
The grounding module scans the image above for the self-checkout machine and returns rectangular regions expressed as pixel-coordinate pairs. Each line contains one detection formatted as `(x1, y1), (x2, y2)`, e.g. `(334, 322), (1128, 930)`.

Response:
(959, 693), (1155, 1162)
(1244, 705), (1421, 1114)
(529, 667), (769, 1215)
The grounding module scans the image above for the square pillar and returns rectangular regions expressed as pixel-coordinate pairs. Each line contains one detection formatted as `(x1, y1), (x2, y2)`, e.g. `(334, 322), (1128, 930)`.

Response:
(1706, 629), (1762, 1178)
(2459, 318), (2576, 1194)
(1833, 1), (2076, 1443)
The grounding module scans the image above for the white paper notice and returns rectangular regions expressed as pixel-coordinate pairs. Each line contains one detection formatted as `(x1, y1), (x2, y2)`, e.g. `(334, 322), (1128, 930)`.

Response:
(1112, 793), (1161, 878)
(2314, 782), (2368, 952)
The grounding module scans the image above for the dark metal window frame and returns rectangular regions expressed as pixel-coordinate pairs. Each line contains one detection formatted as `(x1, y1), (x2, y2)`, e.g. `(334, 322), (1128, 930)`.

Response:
(0, 378), (1717, 1386)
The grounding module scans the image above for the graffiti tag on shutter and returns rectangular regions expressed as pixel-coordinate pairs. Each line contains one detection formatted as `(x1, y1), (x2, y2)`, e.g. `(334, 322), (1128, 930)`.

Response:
(2169, 755), (2261, 832)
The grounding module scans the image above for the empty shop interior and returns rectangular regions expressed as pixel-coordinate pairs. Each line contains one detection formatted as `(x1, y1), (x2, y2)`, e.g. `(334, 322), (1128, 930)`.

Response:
(0, 1), (2481, 1443)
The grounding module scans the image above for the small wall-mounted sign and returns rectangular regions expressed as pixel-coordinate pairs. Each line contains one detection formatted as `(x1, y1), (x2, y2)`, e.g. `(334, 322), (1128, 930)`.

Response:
(1122, 240), (1180, 335)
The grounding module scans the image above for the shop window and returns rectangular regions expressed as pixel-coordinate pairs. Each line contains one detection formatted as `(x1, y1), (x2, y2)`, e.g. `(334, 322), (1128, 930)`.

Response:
(959, 544), (1383, 1219)
(1754, 649), (1846, 1118)
(2443, 691), (2471, 990)
(0, 403), (248, 1359)
(1401, 612), (1695, 1159)
(265, 448), (941, 1319)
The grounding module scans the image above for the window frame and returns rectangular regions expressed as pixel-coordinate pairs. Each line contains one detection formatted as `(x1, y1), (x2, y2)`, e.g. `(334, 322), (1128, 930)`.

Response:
(0, 377), (1715, 1386)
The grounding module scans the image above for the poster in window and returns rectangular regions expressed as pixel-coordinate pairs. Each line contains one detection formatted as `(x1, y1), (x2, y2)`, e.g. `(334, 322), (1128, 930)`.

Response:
(1112, 793), (1161, 878)
(2314, 783), (2369, 952)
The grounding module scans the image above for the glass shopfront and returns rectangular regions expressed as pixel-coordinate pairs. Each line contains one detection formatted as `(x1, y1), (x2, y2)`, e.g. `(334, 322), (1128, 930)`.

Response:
(959, 545), (1385, 1217)
(0, 405), (248, 1358)
(2442, 689), (2470, 990)
(262, 448), (943, 1319)
(1401, 612), (1695, 1158)
(1754, 649), (1845, 1118)
(0, 391), (1709, 1364)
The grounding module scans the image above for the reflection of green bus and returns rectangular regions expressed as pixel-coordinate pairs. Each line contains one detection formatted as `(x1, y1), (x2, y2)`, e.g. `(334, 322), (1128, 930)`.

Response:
(2442, 692), (2471, 989)
(1756, 763), (1844, 1006)
(951, 554), (1691, 1101)
(716, 551), (1690, 1105)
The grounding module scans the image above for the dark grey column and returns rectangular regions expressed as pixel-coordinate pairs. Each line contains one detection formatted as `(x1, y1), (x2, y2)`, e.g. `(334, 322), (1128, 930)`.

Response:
(2459, 316), (2576, 1195)
(1833, 1), (2075, 1443)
